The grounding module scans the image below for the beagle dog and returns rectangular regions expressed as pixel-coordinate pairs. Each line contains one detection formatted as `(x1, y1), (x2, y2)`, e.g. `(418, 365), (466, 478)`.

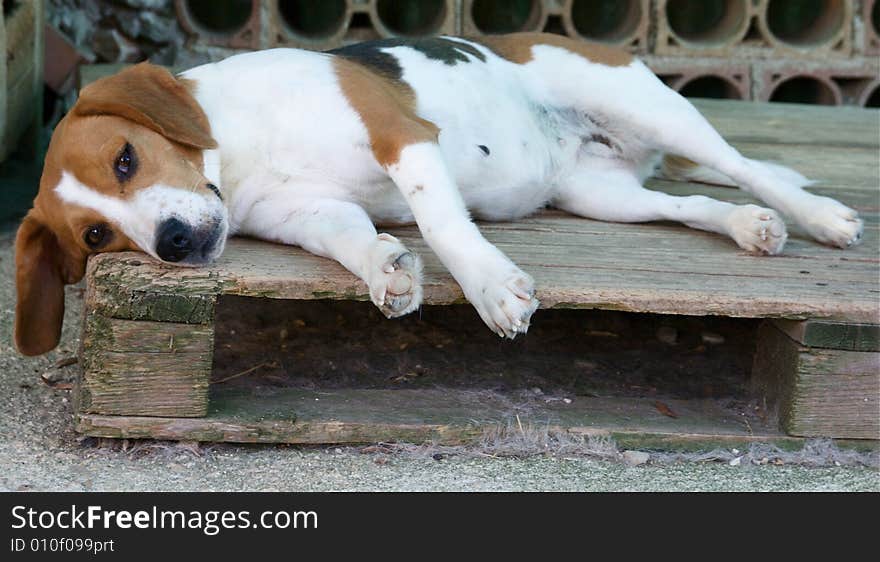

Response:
(14, 33), (863, 355)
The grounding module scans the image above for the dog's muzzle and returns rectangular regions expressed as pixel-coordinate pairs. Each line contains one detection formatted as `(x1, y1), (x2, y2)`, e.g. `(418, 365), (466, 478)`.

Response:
(155, 217), (224, 264)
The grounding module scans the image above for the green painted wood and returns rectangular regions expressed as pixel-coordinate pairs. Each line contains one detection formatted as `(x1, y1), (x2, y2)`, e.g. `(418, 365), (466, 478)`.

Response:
(772, 320), (880, 352)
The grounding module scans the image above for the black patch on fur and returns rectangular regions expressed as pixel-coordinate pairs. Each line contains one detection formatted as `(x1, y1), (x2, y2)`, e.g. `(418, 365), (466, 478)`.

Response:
(478, 145), (490, 156)
(589, 134), (616, 151)
(328, 42), (404, 80)
(328, 37), (486, 79)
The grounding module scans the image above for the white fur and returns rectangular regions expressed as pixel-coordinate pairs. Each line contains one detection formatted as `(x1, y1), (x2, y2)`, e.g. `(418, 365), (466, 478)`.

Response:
(158, 39), (860, 336)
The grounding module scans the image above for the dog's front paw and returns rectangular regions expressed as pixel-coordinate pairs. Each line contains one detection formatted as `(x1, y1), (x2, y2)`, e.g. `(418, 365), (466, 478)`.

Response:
(367, 233), (423, 318)
(797, 196), (863, 249)
(727, 204), (787, 255)
(463, 264), (539, 339)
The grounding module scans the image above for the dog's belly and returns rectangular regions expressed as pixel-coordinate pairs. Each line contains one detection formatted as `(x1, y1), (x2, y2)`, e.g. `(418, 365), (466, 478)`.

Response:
(358, 44), (614, 223)
(360, 107), (623, 225)
(357, 119), (577, 226)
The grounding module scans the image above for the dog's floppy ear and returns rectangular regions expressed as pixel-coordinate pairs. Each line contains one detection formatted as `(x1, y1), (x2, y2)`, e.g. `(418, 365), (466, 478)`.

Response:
(14, 213), (86, 356)
(74, 62), (217, 150)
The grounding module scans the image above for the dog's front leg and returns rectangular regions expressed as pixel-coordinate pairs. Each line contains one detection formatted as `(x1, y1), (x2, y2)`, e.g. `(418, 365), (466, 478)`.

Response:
(386, 142), (539, 338)
(239, 196), (422, 318)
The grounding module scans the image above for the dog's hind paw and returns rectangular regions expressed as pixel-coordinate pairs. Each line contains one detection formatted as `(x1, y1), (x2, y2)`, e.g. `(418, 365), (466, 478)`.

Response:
(796, 196), (863, 249)
(727, 204), (788, 255)
(367, 233), (423, 318)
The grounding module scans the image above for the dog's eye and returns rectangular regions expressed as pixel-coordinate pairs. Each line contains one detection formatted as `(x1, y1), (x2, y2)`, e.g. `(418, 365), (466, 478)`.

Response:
(83, 224), (111, 249)
(114, 143), (136, 181)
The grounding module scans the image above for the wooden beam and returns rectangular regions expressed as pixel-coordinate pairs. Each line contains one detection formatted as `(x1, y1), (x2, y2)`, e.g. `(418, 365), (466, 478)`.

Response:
(753, 322), (880, 439)
(76, 387), (814, 452)
(78, 315), (214, 417)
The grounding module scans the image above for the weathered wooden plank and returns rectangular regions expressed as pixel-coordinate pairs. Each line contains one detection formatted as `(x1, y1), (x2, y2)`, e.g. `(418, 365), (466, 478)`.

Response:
(798, 347), (880, 377)
(86, 207), (879, 323)
(85, 254), (218, 323)
(785, 371), (880, 439)
(648, 181), (880, 213)
(727, 142), (880, 191)
(692, 99), (880, 149)
(78, 315), (213, 417)
(1, 0), (43, 161)
(75, 387), (801, 451)
(752, 322), (880, 440)
(772, 320), (880, 352)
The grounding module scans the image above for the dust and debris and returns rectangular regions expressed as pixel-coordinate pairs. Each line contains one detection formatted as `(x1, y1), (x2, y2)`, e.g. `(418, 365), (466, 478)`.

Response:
(623, 450), (650, 466)
(656, 325), (678, 345)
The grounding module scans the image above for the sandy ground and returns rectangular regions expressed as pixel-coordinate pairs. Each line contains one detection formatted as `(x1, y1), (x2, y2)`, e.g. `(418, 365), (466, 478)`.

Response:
(0, 230), (877, 492)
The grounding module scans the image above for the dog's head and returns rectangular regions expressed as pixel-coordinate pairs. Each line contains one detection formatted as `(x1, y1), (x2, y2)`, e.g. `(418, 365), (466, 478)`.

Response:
(15, 63), (227, 355)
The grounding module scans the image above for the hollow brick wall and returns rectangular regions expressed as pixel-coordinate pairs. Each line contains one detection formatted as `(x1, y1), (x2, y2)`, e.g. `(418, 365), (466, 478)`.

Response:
(48, 0), (880, 107)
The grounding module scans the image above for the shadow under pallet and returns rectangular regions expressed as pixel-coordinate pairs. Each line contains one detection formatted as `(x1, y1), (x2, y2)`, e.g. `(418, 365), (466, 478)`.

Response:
(75, 100), (880, 450)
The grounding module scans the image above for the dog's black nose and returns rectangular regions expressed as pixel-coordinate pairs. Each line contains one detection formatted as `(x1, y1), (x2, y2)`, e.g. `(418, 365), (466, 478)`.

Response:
(156, 218), (193, 262)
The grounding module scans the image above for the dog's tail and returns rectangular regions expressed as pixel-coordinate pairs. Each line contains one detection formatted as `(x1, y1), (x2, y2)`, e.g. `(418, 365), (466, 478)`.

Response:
(659, 154), (814, 190)
(657, 154), (738, 187)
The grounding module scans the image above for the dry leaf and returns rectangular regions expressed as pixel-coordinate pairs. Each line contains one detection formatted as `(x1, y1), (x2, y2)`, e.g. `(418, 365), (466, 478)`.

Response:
(40, 374), (73, 390)
(654, 400), (679, 418)
(53, 356), (78, 369)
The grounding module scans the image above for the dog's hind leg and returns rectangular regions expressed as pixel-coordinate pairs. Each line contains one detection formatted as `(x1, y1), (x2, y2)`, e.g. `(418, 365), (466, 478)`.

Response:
(527, 52), (862, 248)
(554, 161), (788, 254)
(238, 196), (422, 318)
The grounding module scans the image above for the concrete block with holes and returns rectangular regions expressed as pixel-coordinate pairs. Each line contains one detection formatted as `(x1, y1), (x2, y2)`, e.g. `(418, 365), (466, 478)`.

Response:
(559, 0), (649, 52)
(644, 56), (751, 101)
(862, 0), (879, 55)
(462, 0), (549, 36)
(655, 0), (852, 59)
(754, 58), (880, 107)
(462, 0), (649, 52)
(175, 0), (263, 50)
(270, 0), (456, 51)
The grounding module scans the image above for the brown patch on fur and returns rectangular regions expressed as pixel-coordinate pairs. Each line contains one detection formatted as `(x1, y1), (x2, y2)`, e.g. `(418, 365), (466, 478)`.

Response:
(75, 63), (216, 150)
(661, 154), (700, 178)
(333, 57), (439, 168)
(476, 32), (633, 67)
(14, 63), (218, 355)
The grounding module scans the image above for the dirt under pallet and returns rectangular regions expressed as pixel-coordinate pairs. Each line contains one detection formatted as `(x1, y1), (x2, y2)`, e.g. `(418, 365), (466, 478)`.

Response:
(212, 298), (758, 400)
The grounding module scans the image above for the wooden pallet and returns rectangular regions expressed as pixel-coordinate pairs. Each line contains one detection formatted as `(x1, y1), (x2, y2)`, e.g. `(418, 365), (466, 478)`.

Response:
(75, 99), (880, 448)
